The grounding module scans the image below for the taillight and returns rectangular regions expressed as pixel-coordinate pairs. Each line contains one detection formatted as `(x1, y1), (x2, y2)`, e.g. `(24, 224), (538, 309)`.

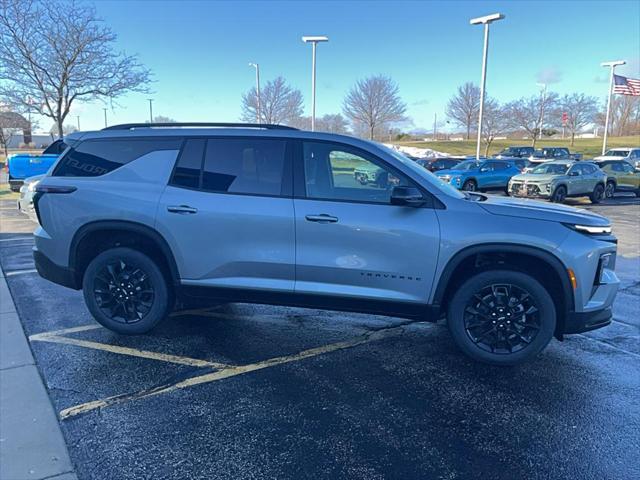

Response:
(33, 185), (77, 225)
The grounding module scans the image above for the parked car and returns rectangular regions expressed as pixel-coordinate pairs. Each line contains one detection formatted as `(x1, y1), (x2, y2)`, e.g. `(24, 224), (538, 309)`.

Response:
(593, 148), (640, 171)
(354, 162), (399, 187)
(592, 159), (640, 198)
(32, 122), (618, 366)
(6, 139), (67, 191)
(494, 146), (535, 159)
(17, 174), (44, 221)
(508, 160), (606, 203)
(526, 147), (582, 165)
(415, 157), (461, 172)
(434, 159), (521, 192)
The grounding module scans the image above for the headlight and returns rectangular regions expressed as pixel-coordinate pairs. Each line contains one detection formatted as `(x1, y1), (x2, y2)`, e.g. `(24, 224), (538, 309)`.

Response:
(565, 224), (612, 235)
(27, 181), (40, 192)
(452, 177), (461, 185)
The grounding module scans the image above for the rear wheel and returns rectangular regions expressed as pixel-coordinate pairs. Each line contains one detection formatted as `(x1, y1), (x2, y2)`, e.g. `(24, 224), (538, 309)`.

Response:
(82, 247), (170, 334)
(446, 270), (556, 365)
(590, 184), (605, 204)
(462, 179), (477, 192)
(551, 185), (566, 203)
(605, 181), (616, 199)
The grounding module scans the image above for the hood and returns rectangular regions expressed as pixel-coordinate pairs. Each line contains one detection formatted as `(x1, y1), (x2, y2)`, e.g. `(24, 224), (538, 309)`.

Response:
(593, 155), (626, 161)
(478, 195), (609, 226)
(510, 173), (561, 183)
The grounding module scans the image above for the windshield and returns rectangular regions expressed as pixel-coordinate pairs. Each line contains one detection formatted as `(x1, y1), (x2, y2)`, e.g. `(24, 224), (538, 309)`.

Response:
(531, 163), (570, 175)
(604, 149), (629, 157)
(380, 144), (465, 199)
(452, 160), (480, 171)
(498, 148), (516, 155)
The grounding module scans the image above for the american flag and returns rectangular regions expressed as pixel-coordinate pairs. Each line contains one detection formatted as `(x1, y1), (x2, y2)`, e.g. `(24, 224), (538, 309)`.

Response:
(613, 74), (640, 96)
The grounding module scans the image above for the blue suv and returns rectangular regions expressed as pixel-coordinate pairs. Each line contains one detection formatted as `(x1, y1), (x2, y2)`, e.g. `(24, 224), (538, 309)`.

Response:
(435, 159), (521, 192)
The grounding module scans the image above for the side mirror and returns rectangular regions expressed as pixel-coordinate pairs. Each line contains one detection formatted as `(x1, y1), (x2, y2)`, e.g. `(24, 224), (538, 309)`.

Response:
(480, 167), (490, 172)
(390, 186), (425, 207)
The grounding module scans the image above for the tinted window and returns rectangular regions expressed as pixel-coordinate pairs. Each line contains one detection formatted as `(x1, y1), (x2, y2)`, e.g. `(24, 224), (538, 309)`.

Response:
(53, 139), (181, 177)
(492, 162), (509, 170)
(569, 165), (583, 175)
(622, 162), (635, 172)
(303, 142), (412, 204)
(201, 138), (286, 195)
(43, 140), (67, 155)
(171, 139), (205, 189)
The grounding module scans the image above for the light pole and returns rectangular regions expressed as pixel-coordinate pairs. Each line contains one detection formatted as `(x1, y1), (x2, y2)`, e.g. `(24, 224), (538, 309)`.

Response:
(302, 35), (329, 131)
(147, 98), (154, 123)
(601, 60), (625, 154)
(536, 83), (547, 146)
(248, 63), (261, 123)
(76, 115), (80, 130)
(470, 13), (504, 160)
(103, 108), (108, 128)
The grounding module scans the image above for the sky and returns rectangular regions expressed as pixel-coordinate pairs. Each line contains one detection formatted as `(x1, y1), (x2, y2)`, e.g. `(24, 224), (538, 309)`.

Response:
(38, 0), (640, 133)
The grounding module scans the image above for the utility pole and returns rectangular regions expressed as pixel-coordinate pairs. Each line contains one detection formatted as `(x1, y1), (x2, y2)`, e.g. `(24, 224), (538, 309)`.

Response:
(433, 113), (437, 141)
(249, 63), (261, 123)
(601, 60), (625, 154)
(147, 98), (154, 123)
(76, 116), (80, 130)
(302, 36), (329, 131)
(470, 13), (505, 160)
(536, 83), (547, 145)
(103, 108), (108, 128)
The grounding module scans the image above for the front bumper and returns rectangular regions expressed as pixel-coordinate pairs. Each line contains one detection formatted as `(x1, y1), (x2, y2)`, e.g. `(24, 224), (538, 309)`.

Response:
(509, 183), (551, 198)
(563, 308), (612, 334)
(33, 248), (80, 290)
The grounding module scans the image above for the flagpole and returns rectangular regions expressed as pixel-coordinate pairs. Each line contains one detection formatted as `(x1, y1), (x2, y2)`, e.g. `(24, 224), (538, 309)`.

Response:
(601, 60), (626, 155)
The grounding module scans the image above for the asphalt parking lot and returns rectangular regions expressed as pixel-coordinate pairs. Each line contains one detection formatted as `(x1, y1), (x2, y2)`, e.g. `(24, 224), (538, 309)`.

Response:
(1, 194), (639, 480)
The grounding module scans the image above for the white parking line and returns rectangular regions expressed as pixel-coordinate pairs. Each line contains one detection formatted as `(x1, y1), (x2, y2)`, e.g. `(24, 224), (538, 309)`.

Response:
(5, 268), (38, 277)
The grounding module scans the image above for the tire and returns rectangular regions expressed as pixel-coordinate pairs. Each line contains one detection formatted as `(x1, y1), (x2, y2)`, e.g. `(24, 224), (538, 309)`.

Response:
(551, 185), (566, 203)
(590, 183), (605, 204)
(446, 270), (556, 365)
(605, 181), (616, 199)
(82, 247), (170, 334)
(462, 179), (477, 192)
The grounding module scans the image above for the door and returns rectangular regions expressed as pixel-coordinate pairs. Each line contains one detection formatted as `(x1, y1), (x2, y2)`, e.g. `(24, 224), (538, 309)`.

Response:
(157, 137), (295, 292)
(618, 162), (639, 190)
(566, 164), (585, 195)
(581, 163), (600, 193)
(293, 141), (440, 304)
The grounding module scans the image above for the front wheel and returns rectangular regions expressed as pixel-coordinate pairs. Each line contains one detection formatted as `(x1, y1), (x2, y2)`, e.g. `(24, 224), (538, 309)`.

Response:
(82, 247), (170, 334)
(590, 184), (605, 204)
(605, 181), (615, 199)
(462, 179), (477, 192)
(446, 270), (556, 365)
(551, 185), (567, 203)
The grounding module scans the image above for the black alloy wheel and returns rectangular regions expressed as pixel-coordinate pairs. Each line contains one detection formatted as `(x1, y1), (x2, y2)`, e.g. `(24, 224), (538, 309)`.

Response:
(463, 283), (541, 354)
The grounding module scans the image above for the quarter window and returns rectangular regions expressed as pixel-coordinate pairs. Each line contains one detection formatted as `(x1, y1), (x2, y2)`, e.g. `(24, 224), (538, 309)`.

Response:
(53, 139), (182, 177)
(303, 142), (412, 204)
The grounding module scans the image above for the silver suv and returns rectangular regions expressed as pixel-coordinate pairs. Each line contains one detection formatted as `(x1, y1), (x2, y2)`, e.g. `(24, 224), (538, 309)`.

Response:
(32, 123), (619, 365)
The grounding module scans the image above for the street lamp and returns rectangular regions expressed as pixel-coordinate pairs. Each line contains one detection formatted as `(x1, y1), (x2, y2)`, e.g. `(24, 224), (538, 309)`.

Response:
(302, 35), (329, 131)
(470, 13), (505, 160)
(536, 83), (547, 146)
(147, 98), (154, 123)
(248, 63), (261, 124)
(601, 60), (626, 154)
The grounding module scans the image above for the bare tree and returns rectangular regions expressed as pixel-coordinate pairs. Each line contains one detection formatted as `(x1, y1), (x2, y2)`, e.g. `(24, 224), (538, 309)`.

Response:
(290, 113), (350, 133)
(445, 82), (479, 140)
(0, 110), (26, 155)
(148, 115), (177, 124)
(596, 96), (640, 136)
(559, 93), (598, 146)
(504, 93), (557, 147)
(342, 75), (406, 140)
(481, 98), (508, 157)
(0, 0), (151, 138)
(241, 76), (303, 125)
(49, 123), (77, 136)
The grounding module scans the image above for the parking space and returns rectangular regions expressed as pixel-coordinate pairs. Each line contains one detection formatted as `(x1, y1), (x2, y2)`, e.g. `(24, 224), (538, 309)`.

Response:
(1, 196), (639, 479)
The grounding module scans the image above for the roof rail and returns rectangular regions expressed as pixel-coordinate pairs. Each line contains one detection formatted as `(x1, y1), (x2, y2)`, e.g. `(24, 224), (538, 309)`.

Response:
(102, 122), (298, 131)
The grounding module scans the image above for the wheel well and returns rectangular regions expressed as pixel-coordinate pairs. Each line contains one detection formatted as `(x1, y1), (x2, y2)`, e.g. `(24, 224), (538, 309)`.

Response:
(438, 250), (568, 336)
(606, 178), (616, 186)
(72, 227), (178, 288)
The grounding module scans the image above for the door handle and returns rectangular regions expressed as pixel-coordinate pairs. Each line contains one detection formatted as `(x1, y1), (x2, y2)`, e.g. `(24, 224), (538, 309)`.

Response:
(167, 205), (198, 214)
(305, 214), (338, 223)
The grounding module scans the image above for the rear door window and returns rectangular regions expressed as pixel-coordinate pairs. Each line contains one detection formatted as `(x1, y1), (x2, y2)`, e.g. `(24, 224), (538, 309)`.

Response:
(171, 139), (205, 189)
(201, 138), (287, 195)
(53, 138), (181, 177)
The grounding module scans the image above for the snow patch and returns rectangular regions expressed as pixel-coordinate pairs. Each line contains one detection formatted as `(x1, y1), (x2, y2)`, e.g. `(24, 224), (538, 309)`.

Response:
(384, 144), (450, 159)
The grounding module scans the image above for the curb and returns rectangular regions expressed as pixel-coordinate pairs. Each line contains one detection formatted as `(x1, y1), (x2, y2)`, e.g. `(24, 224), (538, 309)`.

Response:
(0, 234), (77, 479)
